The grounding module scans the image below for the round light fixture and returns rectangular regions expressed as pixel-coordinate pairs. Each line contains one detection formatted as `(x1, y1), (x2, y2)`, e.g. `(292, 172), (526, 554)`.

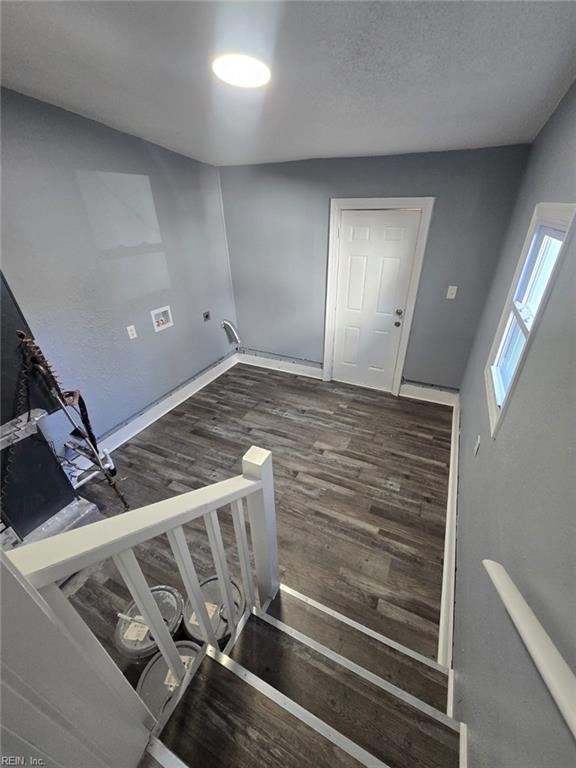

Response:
(212, 53), (271, 88)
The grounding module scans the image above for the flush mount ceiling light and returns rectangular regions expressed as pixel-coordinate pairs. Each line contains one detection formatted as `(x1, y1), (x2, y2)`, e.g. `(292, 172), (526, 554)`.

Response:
(212, 53), (271, 88)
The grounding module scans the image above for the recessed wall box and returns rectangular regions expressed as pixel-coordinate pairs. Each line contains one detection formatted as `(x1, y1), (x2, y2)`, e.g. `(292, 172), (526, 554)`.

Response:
(151, 306), (173, 332)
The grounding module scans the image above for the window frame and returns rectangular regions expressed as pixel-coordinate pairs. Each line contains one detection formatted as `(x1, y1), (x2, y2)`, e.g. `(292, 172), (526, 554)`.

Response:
(484, 202), (576, 437)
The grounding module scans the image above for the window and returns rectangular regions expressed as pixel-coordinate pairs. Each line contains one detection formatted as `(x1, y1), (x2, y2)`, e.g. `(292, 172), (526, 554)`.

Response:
(485, 203), (575, 435)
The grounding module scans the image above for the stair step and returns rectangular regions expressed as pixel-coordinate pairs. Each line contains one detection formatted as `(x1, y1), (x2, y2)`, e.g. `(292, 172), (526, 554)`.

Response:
(268, 587), (448, 711)
(159, 653), (365, 768)
(230, 616), (460, 768)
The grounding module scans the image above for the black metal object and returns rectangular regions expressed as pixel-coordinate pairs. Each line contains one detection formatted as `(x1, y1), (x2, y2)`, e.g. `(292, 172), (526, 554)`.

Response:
(1, 438), (76, 538)
(1, 272), (75, 538)
(1, 273), (59, 422)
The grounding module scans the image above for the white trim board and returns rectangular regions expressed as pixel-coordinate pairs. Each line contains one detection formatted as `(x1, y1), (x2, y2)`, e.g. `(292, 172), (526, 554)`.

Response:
(447, 668), (455, 719)
(71, 353), (239, 474)
(399, 383), (459, 408)
(459, 723), (468, 768)
(437, 400), (460, 673)
(71, 351), (456, 480)
(256, 608), (459, 731)
(71, 351), (320, 478)
(279, 583), (446, 672)
(101, 353), (238, 454)
(323, 197), (435, 396)
(237, 352), (322, 380)
(396, 381), (461, 675)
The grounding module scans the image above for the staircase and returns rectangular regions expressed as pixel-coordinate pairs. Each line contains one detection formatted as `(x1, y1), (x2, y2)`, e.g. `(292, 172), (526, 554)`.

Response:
(155, 584), (462, 768)
(6, 446), (465, 768)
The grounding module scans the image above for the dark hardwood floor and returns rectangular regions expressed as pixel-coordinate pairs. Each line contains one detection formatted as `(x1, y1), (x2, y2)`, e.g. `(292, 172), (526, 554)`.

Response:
(266, 588), (448, 710)
(160, 655), (362, 768)
(230, 615), (459, 768)
(68, 364), (452, 661)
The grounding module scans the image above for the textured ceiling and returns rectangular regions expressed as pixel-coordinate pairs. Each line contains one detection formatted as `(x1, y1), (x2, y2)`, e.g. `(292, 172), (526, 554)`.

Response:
(2, 1), (576, 166)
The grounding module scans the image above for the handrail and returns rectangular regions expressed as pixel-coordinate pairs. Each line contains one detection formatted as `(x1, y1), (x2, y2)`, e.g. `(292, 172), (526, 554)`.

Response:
(7, 474), (261, 588)
(7, 445), (279, 695)
(483, 559), (576, 739)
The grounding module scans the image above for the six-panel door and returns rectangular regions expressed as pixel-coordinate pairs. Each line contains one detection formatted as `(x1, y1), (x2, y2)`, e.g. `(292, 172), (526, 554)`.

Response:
(332, 208), (422, 391)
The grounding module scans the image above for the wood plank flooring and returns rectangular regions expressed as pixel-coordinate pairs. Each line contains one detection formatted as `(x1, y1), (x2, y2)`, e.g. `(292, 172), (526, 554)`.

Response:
(160, 655), (362, 768)
(266, 588), (448, 710)
(230, 615), (459, 768)
(69, 365), (452, 661)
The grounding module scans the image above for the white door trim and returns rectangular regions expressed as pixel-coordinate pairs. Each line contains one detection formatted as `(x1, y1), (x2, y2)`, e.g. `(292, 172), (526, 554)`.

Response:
(323, 197), (435, 395)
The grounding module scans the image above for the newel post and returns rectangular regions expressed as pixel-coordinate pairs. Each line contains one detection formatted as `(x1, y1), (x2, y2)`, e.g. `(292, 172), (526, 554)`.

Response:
(242, 446), (280, 606)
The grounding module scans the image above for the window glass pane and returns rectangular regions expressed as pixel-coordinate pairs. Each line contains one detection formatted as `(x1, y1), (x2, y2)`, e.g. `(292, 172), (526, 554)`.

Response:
(514, 225), (564, 330)
(491, 314), (526, 405)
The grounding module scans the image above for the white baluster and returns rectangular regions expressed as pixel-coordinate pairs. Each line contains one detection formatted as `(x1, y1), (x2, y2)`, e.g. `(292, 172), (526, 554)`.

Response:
(113, 549), (185, 681)
(204, 510), (236, 632)
(166, 526), (218, 646)
(231, 498), (256, 610)
(242, 446), (279, 607)
(40, 583), (155, 728)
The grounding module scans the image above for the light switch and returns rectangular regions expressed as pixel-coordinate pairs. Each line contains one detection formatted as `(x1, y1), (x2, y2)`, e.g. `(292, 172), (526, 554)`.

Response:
(446, 285), (458, 300)
(127, 325), (137, 339)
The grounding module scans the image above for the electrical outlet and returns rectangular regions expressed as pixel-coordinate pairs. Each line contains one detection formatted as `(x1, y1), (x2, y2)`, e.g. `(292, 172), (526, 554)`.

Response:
(127, 325), (137, 339)
(446, 285), (458, 300)
(474, 435), (481, 456)
(203, 311), (211, 322)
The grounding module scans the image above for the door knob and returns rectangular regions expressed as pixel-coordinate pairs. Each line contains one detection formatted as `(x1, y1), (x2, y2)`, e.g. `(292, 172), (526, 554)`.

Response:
(394, 321), (401, 327)
(395, 309), (404, 316)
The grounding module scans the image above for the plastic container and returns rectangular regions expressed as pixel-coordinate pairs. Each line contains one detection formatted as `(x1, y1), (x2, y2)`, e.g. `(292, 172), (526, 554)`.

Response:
(136, 640), (201, 718)
(114, 585), (184, 662)
(182, 575), (245, 645)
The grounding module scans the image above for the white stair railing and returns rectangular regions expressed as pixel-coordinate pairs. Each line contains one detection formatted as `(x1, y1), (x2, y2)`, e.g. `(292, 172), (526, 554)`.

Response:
(484, 559), (576, 739)
(6, 446), (279, 719)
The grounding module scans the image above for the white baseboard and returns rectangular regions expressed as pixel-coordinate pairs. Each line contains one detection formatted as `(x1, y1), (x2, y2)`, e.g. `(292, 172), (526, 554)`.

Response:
(74, 351), (320, 475)
(237, 352), (323, 380)
(74, 353), (238, 473)
(459, 723), (468, 768)
(398, 384), (460, 673)
(82, 360), (452, 472)
(437, 400), (460, 669)
(399, 382), (460, 407)
(447, 668), (455, 717)
(399, 381), (460, 673)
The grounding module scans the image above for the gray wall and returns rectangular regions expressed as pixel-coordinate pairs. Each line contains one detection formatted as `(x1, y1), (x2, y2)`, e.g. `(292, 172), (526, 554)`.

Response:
(219, 146), (529, 388)
(454, 83), (576, 767)
(1, 89), (236, 442)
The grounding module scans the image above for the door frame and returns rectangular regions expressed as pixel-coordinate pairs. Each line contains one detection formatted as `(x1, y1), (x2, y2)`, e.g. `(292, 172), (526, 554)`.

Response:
(323, 197), (435, 395)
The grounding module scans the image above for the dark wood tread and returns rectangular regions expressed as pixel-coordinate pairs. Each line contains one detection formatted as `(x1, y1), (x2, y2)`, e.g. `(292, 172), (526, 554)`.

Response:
(160, 654), (363, 768)
(267, 588), (448, 711)
(230, 616), (460, 768)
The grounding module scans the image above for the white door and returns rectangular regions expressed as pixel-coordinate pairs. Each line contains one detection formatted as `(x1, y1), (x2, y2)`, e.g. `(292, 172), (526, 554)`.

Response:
(332, 208), (422, 391)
